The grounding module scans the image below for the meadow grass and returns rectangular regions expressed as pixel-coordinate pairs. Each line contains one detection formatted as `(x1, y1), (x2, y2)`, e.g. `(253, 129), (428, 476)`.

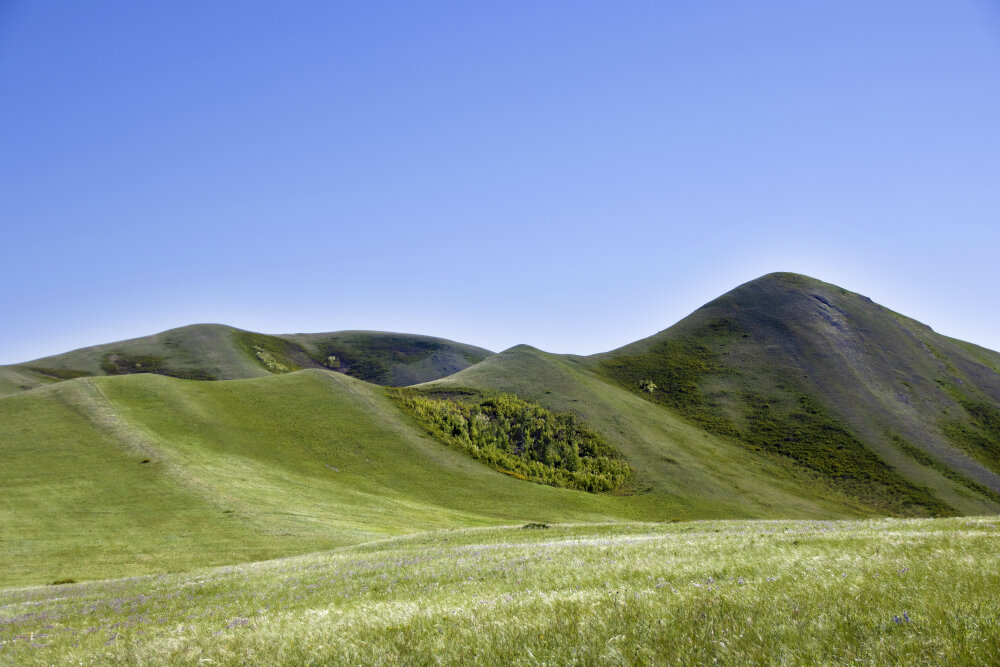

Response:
(3, 365), (880, 589)
(2, 517), (998, 665)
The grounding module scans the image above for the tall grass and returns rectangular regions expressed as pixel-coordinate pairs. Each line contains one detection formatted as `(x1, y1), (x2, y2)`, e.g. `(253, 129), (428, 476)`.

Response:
(3, 517), (998, 665)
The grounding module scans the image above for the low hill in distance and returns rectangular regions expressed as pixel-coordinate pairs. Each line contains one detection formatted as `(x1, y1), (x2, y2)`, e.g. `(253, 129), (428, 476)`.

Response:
(0, 325), (492, 396)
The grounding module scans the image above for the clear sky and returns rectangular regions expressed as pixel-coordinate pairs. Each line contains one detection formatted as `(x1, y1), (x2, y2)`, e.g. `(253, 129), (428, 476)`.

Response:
(2, 1), (999, 364)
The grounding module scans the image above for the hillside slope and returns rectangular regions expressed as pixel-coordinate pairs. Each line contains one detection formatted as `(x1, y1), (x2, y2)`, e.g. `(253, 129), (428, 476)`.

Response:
(425, 345), (922, 517)
(2, 369), (745, 587)
(3, 356), (888, 587)
(596, 272), (1000, 514)
(0, 325), (491, 396)
(5, 272), (1000, 587)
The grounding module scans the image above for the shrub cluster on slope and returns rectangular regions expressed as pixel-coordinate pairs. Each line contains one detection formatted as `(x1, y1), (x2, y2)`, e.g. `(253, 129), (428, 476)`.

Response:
(390, 390), (633, 493)
(232, 331), (305, 374)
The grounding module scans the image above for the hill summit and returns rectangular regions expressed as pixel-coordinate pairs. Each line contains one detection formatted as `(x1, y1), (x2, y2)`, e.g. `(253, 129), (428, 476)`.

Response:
(598, 272), (1000, 513)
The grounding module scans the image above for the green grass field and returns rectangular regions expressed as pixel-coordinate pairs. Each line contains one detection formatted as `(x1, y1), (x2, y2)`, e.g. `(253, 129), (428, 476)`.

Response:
(1, 366), (873, 589)
(3, 517), (998, 665)
(4, 273), (1000, 663)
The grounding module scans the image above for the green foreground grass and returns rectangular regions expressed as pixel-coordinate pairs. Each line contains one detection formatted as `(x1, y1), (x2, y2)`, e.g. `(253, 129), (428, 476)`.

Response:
(3, 517), (999, 665)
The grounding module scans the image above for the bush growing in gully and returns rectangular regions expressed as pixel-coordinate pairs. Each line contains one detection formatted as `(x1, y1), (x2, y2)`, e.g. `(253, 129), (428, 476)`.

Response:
(390, 390), (633, 493)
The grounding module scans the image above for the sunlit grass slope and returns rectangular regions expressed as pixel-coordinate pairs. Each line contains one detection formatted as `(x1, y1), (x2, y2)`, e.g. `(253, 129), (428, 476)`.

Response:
(0, 325), (491, 396)
(3, 354), (900, 588)
(3, 518), (998, 665)
(4, 369), (732, 588)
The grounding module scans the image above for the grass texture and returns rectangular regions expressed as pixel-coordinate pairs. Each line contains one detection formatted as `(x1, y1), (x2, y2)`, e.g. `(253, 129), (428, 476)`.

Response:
(1, 364), (878, 589)
(2, 517), (998, 665)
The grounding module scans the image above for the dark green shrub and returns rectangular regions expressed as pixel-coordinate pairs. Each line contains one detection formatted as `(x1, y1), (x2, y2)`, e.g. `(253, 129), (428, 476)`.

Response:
(389, 390), (633, 493)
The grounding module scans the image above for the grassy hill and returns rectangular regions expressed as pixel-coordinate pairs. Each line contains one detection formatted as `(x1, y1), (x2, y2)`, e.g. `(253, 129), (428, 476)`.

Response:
(0, 325), (492, 396)
(595, 272), (1000, 516)
(424, 345), (898, 517)
(1, 364), (868, 588)
(4, 272), (1000, 590)
(0, 369), (633, 587)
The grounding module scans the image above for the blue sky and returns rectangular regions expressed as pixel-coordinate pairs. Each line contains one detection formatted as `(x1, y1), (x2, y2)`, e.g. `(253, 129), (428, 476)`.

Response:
(2, 1), (999, 364)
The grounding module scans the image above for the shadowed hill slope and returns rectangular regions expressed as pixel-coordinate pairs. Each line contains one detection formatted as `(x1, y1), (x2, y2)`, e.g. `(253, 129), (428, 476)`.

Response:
(0, 325), (492, 396)
(595, 272), (1000, 514)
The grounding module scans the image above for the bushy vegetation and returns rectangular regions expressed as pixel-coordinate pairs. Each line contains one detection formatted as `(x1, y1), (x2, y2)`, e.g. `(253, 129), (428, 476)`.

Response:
(930, 377), (1000, 476)
(101, 352), (168, 375)
(600, 319), (953, 516)
(601, 319), (742, 438)
(390, 390), (633, 493)
(252, 346), (290, 373)
(231, 331), (487, 385)
(742, 393), (952, 515)
(232, 331), (305, 374)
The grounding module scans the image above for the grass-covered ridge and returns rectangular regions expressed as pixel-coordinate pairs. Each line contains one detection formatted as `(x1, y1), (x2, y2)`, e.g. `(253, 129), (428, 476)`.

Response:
(588, 272), (1000, 516)
(599, 318), (954, 517)
(4, 518), (999, 665)
(4, 369), (722, 588)
(0, 325), (492, 396)
(390, 389), (633, 492)
(288, 331), (493, 386)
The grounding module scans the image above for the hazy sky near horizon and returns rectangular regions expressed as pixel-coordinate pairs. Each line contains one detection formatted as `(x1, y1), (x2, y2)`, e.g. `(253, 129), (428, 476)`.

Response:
(2, 1), (999, 364)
